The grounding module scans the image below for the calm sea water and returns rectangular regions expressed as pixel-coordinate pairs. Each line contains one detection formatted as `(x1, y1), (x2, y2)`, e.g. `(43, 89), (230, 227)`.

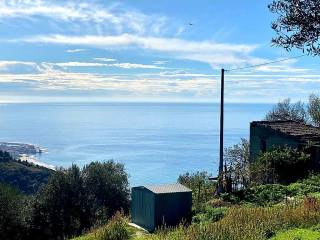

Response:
(0, 102), (271, 186)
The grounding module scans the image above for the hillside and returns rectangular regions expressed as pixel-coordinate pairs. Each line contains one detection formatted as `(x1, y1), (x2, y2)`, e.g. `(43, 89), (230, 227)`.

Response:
(0, 151), (53, 194)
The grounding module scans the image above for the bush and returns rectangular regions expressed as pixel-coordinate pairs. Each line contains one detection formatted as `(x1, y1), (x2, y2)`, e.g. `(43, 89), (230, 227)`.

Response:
(178, 171), (215, 209)
(192, 206), (227, 224)
(243, 184), (288, 205)
(95, 212), (130, 240)
(251, 146), (310, 185)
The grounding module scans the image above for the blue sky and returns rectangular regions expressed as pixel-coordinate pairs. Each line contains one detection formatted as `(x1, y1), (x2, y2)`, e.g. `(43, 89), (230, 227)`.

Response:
(0, 0), (319, 103)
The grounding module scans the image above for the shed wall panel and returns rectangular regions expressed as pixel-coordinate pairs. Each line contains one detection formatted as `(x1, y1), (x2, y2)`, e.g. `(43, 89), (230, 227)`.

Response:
(131, 188), (155, 231)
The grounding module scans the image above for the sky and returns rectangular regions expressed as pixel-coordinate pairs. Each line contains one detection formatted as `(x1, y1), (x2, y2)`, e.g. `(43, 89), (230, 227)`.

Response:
(0, 0), (319, 103)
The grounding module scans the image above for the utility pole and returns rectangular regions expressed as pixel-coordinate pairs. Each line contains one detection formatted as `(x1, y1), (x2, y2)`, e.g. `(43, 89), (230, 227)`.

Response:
(217, 68), (225, 194)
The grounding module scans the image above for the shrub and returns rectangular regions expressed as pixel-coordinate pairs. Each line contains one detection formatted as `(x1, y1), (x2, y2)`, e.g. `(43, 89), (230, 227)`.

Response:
(243, 184), (288, 205)
(178, 171), (215, 209)
(192, 206), (227, 224)
(95, 212), (130, 240)
(251, 146), (310, 185)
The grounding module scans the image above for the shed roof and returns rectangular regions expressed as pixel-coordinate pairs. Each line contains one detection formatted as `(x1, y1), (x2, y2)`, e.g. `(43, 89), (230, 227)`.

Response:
(251, 120), (320, 143)
(141, 183), (192, 194)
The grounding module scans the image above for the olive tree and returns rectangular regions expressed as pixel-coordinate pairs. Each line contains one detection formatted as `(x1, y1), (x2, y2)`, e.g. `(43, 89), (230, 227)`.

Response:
(269, 0), (320, 55)
(265, 94), (320, 127)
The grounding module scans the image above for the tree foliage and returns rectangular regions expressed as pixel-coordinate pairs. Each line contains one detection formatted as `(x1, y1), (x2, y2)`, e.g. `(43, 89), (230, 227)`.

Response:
(29, 161), (130, 240)
(178, 171), (215, 208)
(0, 184), (28, 240)
(265, 98), (308, 123)
(224, 138), (250, 191)
(250, 146), (311, 185)
(269, 0), (320, 55)
(265, 95), (320, 127)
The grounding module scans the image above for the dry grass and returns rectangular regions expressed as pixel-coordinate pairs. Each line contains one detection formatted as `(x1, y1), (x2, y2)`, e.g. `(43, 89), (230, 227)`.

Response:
(136, 197), (320, 240)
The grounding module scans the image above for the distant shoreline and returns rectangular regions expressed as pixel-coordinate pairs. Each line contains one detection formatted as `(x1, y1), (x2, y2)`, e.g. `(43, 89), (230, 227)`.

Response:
(19, 154), (55, 170)
(0, 142), (55, 170)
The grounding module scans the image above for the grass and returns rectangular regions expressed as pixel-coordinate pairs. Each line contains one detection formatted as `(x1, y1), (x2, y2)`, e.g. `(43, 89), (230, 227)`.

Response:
(135, 197), (320, 240)
(73, 197), (320, 240)
(72, 212), (146, 240)
(271, 228), (320, 240)
(72, 173), (320, 240)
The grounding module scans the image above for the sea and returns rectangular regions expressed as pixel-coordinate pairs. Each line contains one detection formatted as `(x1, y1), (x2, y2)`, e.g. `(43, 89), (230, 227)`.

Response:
(0, 102), (271, 186)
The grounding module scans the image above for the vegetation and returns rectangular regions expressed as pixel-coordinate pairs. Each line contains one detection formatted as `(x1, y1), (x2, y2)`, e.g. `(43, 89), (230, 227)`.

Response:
(73, 173), (320, 240)
(224, 138), (250, 191)
(178, 171), (215, 209)
(0, 183), (29, 240)
(251, 146), (311, 185)
(0, 150), (53, 194)
(271, 228), (320, 240)
(265, 95), (320, 126)
(0, 160), (130, 240)
(72, 212), (132, 240)
(269, 0), (320, 56)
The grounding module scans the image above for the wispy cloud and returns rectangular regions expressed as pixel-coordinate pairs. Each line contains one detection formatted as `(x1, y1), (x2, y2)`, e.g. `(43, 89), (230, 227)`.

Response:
(0, 0), (173, 36)
(53, 61), (165, 69)
(15, 34), (260, 67)
(94, 58), (116, 62)
(66, 48), (86, 53)
(153, 60), (168, 65)
(0, 60), (42, 73)
(0, 60), (319, 102)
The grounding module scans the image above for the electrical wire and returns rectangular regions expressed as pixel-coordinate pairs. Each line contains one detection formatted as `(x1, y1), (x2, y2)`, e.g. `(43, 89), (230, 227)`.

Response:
(226, 54), (307, 72)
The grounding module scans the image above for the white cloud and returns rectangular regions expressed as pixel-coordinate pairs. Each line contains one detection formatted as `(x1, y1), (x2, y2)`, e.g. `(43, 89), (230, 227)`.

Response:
(153, 60), (168, 65)
(0, 60), (42, 73)
(17, 34), (259, 67)
(0, 0), (173, 36)
(66, 48), (86, 53)
(52, 61), (164, 69)
(94, 58), (116, 62)
(0, 62), (319, 102)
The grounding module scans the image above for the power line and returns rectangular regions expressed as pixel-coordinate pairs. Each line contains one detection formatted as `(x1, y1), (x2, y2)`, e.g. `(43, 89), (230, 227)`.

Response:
(226, 54), (307, 72)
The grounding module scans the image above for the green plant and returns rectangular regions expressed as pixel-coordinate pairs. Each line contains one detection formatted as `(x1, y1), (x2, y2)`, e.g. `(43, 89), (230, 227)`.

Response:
(0, 184), (28, 240)
(95, 212), (130, 240)
(140, 197), (320, 240)
(178, 171), (215, 209)
(224, 138), (250, 191)
(192, 206), (227, 224)
(29, 161), (130, 240)
(244, 184), (288, 205)
(251, 146), (310, 185)
(271, 228), (320, 240)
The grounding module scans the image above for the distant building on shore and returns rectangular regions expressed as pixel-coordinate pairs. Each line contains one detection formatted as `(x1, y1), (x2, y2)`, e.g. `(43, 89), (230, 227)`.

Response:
(250, 120), (320, 168)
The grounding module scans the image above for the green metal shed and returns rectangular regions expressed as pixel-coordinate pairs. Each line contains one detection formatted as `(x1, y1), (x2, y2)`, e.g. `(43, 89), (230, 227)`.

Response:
(131, 183), (192, 232)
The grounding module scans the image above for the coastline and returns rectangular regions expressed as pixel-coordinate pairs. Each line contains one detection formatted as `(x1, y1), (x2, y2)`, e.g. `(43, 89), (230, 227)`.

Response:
(0, 142), (55, 170)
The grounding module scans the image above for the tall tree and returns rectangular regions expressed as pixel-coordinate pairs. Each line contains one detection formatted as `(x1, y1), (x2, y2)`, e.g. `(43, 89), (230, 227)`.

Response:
(269, 0), (320, 55)
(265, 98), (308, 123)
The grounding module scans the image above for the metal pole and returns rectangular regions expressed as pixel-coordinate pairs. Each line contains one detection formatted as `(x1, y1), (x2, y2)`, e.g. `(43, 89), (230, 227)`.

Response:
(217, 68), (225, 194)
